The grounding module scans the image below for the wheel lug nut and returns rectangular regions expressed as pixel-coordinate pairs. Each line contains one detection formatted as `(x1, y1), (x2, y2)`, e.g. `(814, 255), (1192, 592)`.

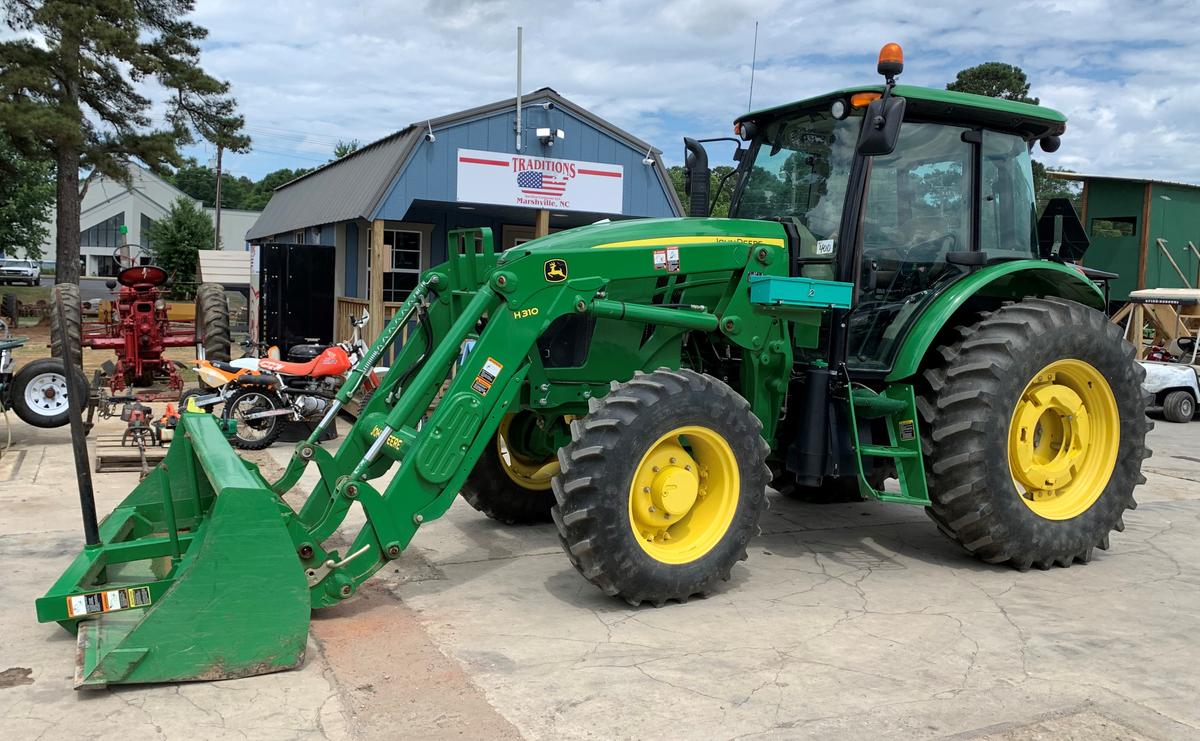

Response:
(643, 486), (651, 493)
(669, 457), (677, 464)
(649, 506), (656, 513)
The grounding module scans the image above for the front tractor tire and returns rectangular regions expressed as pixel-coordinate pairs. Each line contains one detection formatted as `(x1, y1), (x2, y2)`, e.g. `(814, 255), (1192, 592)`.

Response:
(552, 369), (770, 606)
(919, 297), (1149, 570)
(459, 413), (560, 525)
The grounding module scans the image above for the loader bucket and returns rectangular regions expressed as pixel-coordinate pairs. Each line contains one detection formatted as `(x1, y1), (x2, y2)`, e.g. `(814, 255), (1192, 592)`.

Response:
(36, 412), (310, 688)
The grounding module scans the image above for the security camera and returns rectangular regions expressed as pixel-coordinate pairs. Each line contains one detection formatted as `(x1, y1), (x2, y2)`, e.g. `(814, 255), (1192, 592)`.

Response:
(642, 155), (655, 166)
(424, 131), (436, 143)
(542, 101), (554, 110)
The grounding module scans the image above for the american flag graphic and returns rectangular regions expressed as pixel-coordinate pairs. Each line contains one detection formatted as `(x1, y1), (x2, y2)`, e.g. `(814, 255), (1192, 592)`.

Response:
(517, 170), (568, 196)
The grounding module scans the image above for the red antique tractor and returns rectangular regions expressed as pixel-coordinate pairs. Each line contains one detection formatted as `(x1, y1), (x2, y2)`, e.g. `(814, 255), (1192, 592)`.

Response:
(52, 249), (230, 396)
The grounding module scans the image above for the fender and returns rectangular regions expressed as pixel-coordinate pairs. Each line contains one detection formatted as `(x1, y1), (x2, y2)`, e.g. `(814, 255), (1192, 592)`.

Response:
(886, 260), (1105, 382)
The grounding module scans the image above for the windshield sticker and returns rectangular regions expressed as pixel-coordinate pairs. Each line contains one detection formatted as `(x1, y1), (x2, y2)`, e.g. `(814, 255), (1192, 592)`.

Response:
(816, 239), (835, 255)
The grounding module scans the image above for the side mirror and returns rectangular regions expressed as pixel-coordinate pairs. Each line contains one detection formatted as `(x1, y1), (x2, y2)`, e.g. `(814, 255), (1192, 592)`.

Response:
(683, 137), (710, 217)
(856, 96), (906, 157)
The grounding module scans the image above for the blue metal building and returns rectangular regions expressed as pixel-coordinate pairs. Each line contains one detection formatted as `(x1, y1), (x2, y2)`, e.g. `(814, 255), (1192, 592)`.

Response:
(246, 88), (682, 339)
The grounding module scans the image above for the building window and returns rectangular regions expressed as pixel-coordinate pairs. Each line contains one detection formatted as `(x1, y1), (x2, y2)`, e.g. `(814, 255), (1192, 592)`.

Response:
(80, 213), (126, 249)
(1091, 216), (1137, 238)
(141, 214), (156, 252)
(295, 230), (305, 244)
(383, 229), (421, 302)
(95, 255), (123, 277)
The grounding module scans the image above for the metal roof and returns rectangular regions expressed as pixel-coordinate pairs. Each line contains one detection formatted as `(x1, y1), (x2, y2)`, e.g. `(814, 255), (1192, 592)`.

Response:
(246, 88), (678, 240)
(1048, 171), (1200, 191)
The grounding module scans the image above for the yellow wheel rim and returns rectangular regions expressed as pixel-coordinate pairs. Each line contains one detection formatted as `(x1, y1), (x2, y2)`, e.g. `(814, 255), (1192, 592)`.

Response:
(1007, 359), (1120, 520)
(628, 425), (739, 565)
(497, 415), (560, 491)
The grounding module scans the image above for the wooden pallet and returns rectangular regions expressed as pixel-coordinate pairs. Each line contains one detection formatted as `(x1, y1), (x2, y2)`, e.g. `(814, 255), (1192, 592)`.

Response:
(93, 434), (169, 473)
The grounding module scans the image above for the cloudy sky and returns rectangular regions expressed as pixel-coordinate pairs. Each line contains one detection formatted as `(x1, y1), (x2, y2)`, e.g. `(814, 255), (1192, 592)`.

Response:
(46, 0), (1200, 183)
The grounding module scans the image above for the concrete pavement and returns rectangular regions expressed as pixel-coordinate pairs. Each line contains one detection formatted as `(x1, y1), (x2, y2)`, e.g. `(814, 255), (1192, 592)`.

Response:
(1, 410), (1197, 739)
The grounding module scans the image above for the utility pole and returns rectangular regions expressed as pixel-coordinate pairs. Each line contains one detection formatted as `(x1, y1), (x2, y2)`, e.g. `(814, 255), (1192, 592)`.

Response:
(212, 144), (223, 251)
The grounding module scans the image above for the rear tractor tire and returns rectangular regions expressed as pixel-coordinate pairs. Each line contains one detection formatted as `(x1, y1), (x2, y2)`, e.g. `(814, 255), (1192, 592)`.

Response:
(195, 283), (231, 363)
(552, 368), (770, 606)
(459, 413), (561, 524)
(919, 297), (1150, 571)
(51, 282), (83, 374)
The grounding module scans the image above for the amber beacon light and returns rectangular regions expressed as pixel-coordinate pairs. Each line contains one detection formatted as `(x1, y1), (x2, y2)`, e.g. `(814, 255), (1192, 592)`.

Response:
(877, 42), (904, 78)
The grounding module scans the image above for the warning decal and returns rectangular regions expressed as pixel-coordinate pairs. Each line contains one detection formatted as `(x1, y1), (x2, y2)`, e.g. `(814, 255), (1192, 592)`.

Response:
(898, 419), (916, 441)
(471, 356), (504, 396)
(66, 586), (153, 617)
(652, 247), (680, 273)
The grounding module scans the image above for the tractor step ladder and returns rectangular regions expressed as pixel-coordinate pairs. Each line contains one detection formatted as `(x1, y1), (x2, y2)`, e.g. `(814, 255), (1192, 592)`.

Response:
(846, 383), (930, 505)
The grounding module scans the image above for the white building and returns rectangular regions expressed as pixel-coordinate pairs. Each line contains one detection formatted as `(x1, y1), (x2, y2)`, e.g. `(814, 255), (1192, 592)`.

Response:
(34, 163), (260, 277)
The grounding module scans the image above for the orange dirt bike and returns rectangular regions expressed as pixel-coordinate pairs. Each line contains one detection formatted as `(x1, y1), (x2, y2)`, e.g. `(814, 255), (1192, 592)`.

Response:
(180, 339), (281, 413)
(201, 312), (377, 450)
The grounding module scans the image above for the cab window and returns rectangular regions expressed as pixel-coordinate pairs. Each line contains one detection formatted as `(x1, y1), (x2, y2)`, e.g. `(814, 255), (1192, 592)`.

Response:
(980, 131), (1038, 258)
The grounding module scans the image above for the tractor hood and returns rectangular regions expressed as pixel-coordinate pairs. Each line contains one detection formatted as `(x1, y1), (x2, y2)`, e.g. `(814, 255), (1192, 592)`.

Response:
(498, 217), (789, 259)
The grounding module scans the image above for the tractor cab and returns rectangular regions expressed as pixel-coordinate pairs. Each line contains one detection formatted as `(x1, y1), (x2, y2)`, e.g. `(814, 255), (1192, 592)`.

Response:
(700, 44), (1073, 375)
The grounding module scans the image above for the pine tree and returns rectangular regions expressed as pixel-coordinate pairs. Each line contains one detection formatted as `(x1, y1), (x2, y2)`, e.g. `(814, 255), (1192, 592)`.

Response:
(0, 0), (249, 283)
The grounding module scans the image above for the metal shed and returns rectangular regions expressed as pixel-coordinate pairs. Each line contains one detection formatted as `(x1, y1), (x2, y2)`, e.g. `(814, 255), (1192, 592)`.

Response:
(1051, 172), (1200, 301)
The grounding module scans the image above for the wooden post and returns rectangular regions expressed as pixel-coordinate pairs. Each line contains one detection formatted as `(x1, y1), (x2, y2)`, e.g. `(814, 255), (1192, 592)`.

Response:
(369, 220), (385, 341)
(1136, 182), (1152, 290)
(535, 209), (550, 238)
(1079, 179), (1089, 226)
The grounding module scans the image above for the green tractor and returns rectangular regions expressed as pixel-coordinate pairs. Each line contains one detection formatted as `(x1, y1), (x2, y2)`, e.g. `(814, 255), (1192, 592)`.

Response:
(40, 44), (1147, 687)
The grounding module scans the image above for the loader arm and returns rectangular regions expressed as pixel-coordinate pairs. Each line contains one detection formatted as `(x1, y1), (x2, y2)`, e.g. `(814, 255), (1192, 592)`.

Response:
(277, 227), (795, 607)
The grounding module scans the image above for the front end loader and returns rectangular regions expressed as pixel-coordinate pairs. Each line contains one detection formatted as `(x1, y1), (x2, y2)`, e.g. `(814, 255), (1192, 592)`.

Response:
(40, 43), (1148, 687)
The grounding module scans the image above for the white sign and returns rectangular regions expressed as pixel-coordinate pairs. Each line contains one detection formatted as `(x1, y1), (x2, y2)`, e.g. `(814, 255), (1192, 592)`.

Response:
(456, 148), (624, 213)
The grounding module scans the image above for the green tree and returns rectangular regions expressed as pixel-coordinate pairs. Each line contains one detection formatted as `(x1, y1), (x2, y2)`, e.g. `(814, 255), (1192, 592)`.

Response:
(145, 197), (214, 291)
(333, 139), (361, 160)
(0, 1), (248, 284)
(668, 165), (736, 217)
(1032, 161), (1082, 214)
(0, 133), (54, 259)
(170, 161), (253, 208)
(947, 62), (1038, 104)
(946, 62), (1083, 213)
(242, 167), (312, 211)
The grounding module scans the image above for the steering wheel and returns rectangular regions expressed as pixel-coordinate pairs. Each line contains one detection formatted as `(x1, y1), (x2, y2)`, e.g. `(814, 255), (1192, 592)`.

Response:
(900, 232), (957, 261)
(112, 244), (139, 269)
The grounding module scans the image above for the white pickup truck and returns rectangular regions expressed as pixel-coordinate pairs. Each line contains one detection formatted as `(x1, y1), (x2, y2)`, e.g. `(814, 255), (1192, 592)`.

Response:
(0, 258), (41, 286)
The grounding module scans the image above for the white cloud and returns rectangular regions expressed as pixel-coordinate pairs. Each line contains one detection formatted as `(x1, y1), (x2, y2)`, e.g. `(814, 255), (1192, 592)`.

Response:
(9, 0), (1200, 184)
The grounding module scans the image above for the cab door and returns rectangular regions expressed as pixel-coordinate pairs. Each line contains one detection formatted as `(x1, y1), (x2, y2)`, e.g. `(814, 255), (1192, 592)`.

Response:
(845, 122), (975, 372)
